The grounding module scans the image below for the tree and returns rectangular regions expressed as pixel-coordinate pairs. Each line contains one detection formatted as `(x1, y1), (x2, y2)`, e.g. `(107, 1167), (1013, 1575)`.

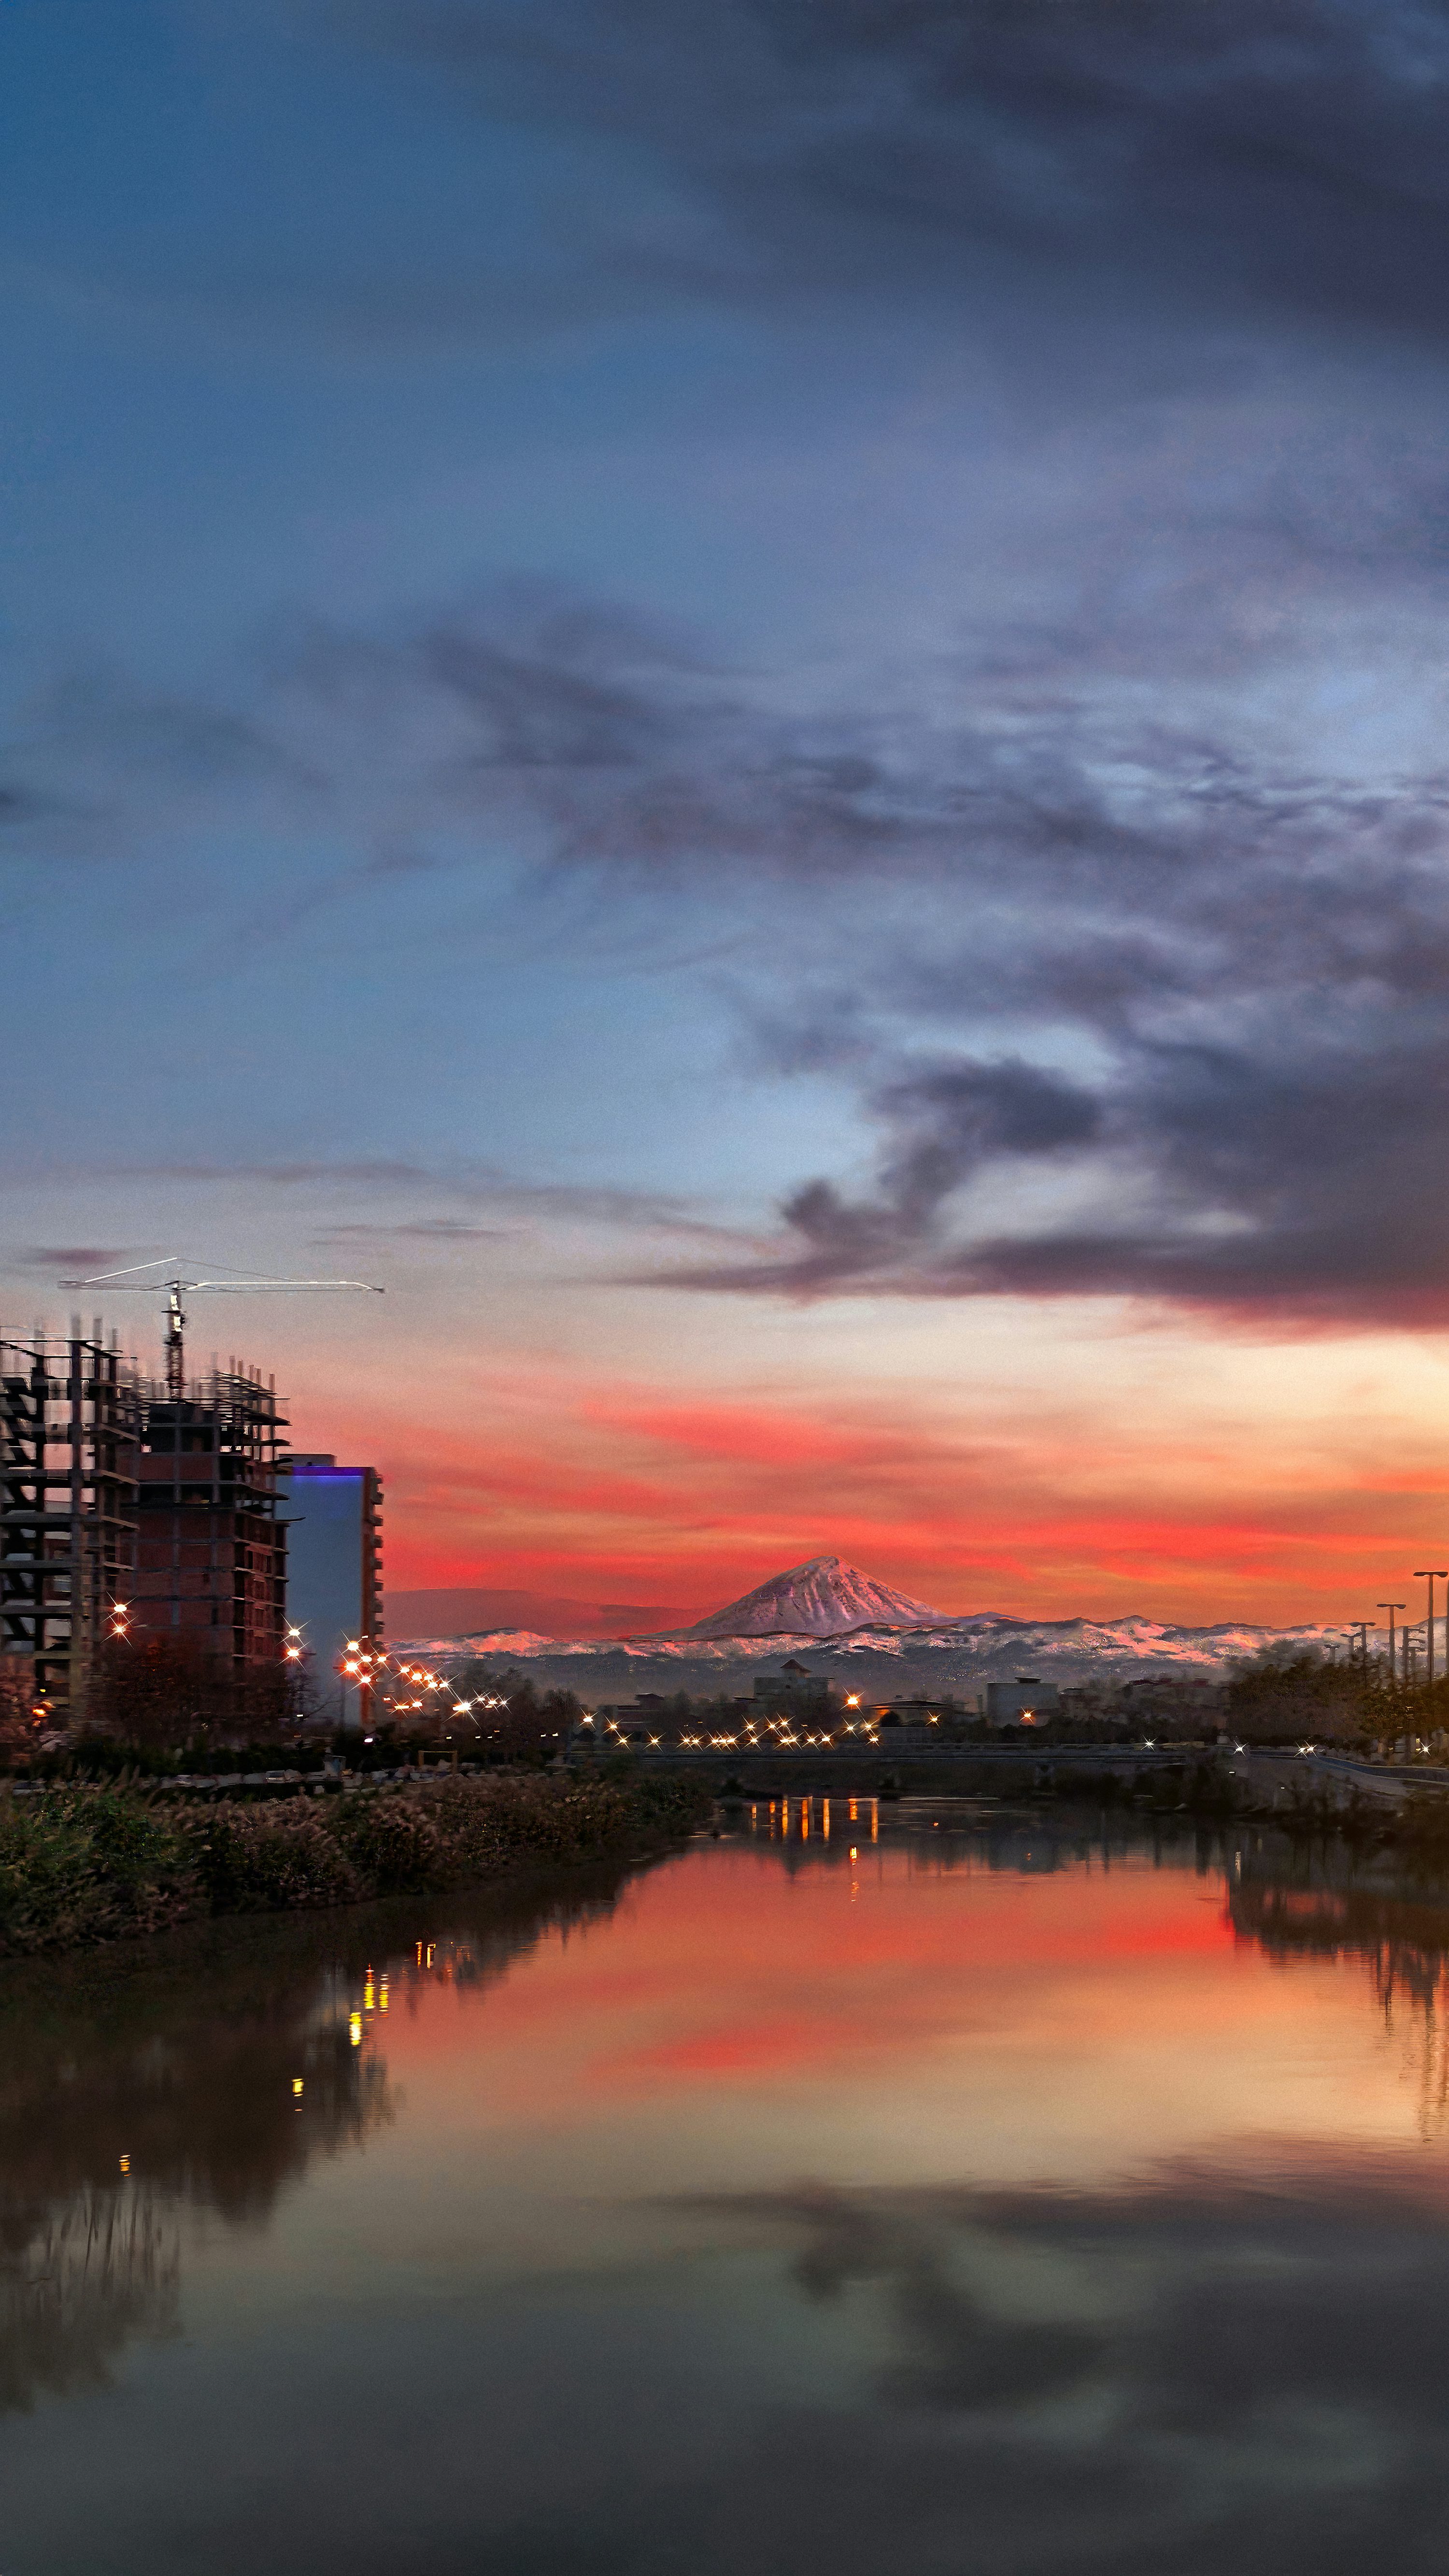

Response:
(83, 1635), (302, 1749)
(1225, 1647), (1378, 1744)
(0, 1657), (40, 1759)
(84, 1635), (225, 1747)
(438, 1662), (582, 1763)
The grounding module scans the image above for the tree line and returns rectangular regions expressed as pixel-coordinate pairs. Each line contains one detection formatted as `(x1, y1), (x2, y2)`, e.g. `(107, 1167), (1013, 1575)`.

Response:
(0, 1638), (585, 1768)
(1224, 1645), (1449, 1746)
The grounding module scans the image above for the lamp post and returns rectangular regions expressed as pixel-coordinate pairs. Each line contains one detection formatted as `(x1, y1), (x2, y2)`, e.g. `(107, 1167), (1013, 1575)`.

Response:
(1415, 1573), (1448, 1696)
(1378, 1601), (1407, 1764)
(1349, 1620), (1376, 1670)
(1378, 1604), (1405, 1686)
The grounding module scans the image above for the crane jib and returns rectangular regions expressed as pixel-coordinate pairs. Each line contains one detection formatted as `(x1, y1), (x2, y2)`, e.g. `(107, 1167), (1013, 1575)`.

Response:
(53, 1263), (383, 1397)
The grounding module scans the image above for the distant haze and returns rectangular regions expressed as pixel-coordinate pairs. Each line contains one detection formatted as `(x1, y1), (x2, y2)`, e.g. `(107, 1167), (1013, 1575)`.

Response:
(385, 1589), (696, 1644)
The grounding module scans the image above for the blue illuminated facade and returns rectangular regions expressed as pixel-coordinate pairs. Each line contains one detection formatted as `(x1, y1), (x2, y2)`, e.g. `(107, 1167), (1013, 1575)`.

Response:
(277, 1456), (383, 1727)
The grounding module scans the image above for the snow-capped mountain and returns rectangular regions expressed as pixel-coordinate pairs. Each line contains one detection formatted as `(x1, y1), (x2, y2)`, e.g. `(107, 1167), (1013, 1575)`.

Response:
(646, 1556), (943, 1640)
(394, 1553), (1356, 1690)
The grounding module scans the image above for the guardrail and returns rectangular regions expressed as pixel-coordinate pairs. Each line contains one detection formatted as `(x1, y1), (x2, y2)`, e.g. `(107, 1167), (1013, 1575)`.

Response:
(1228, 1748), (1449, 1807)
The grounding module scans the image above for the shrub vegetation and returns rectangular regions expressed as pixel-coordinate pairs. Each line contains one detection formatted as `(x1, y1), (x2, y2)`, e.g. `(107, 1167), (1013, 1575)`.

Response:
(0, 1771), (711, 1957)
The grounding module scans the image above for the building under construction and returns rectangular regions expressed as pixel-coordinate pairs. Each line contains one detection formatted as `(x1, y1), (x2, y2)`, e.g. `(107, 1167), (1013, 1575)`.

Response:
(2, 1324), (291, 1718)
(0, 1327), (142, 1713)
(133, 1361), (289, 1675)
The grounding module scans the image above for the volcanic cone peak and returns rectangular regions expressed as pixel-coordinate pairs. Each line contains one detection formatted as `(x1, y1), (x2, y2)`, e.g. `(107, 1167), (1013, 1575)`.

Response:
(666, 1555), (944, 1641)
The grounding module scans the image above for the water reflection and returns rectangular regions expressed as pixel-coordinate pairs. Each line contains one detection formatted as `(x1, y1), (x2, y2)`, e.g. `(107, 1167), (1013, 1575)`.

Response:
(1231, 1846), (1449, 2139)
(13, 1821), (1449, 2574)
(744, 1789), (1170, 1875)
(751, 1794), (1449, 2152)
(0, 1859), (640, 2413)
(0, 2187), (179, 2414)
(668, 2159), (1449, 2573)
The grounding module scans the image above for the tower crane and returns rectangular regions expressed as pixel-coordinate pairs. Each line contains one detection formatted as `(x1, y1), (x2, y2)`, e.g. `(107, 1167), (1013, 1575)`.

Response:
(57, 1256), (384, 1396)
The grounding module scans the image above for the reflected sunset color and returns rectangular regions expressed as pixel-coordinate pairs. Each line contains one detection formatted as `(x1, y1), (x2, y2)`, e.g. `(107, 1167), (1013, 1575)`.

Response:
(10, 1815), (1449, 2571)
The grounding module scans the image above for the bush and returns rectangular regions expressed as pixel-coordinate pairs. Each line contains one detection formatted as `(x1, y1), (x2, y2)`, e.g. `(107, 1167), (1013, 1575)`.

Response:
(329, 1794), (445, 1892)
(0, 1771), (715, 1954)
(194, 1801), (362, 1915)
(0, 1786), (198, 1953)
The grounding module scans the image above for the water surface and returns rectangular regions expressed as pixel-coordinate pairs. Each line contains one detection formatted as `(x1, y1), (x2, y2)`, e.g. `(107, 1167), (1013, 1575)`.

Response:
(8, 1797), (1449, 2573)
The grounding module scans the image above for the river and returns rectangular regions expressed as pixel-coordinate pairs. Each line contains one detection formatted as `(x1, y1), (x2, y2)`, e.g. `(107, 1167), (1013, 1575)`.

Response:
(7, 1793), (1449, 2572)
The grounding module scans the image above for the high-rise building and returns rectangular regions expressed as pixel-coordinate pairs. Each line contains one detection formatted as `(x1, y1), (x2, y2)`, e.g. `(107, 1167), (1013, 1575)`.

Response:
(277, 1455), (384, 1725)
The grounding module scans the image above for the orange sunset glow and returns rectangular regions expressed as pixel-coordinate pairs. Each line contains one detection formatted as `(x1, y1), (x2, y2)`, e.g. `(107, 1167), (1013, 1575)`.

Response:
(288, 1281), (1449, 1626)
(340, 1839), (1449, 2221)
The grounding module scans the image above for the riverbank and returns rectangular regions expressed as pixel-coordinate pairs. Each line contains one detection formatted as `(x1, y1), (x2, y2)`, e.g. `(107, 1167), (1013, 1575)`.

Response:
(0, 1770), (715, 1956)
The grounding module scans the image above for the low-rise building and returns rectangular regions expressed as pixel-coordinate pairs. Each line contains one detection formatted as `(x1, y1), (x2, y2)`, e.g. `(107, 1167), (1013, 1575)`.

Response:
(753, 1658), (831, 1716)
(984, 1677), (1061, 1725)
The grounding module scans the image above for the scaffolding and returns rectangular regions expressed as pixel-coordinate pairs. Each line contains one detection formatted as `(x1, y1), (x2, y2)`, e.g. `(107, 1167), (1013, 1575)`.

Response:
(0, 1328), (142, 1712)
(133, 1363), (289, 1672)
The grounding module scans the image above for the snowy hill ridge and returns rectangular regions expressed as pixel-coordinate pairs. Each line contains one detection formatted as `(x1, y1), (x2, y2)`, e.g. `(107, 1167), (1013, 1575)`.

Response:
(394, 1555), (1353, 1687)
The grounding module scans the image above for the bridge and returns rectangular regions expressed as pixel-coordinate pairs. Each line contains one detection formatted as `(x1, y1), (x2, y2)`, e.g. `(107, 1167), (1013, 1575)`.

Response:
(579, 1736), (1449, 1813)
(583, 1739), (1211, 1793)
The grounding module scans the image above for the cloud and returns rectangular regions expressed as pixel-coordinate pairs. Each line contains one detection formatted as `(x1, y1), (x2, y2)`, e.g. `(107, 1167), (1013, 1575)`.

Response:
(313, 1218), (515, 1243)
(0, 1159), (741, 1246)
(657, 996), (1449, 1322)
(666, 1057), (1103, 1294)
(606, 734), (1449, 1323)
(11, 1247), (126, 1276)
(14, 577), (1449, 1328)
(333, 0), (1449, 347)
(658, 1030), (1449, 1324)
(24, 0), (1449, 367)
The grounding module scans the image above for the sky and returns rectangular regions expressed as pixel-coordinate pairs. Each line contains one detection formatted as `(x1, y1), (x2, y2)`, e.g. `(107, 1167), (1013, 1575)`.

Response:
(8, 0), (1449, 1625)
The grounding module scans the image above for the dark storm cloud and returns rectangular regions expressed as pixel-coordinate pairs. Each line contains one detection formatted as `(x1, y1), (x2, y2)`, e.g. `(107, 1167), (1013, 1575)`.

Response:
(488, 620), (1449, 1324)
(336, 0), (1449, 343)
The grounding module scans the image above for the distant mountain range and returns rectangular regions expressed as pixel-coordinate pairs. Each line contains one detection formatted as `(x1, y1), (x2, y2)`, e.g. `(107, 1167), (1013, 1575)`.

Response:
(395, 1553), (1354, 1691)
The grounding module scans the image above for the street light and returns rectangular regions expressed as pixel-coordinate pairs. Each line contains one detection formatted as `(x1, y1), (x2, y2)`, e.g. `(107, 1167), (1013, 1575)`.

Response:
(1415, 1572), (1448, 1695)
(1378, 1603), (1406, 1685)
